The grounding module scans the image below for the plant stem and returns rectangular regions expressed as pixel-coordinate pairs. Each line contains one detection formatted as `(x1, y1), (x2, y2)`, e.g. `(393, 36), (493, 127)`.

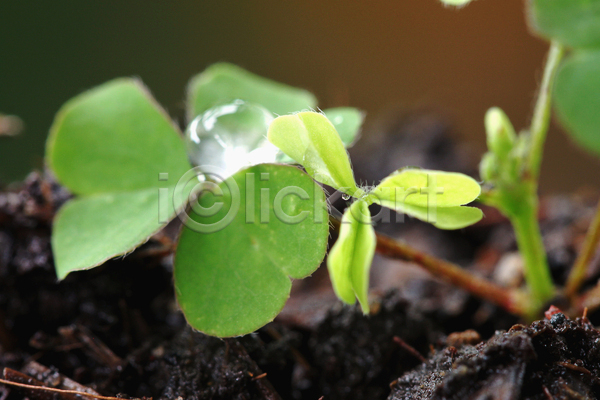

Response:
(508, 202), (554, 310)
(528, 41), (565, 179)
(372, 229), (527, 316)
(565, 198), (600, 299)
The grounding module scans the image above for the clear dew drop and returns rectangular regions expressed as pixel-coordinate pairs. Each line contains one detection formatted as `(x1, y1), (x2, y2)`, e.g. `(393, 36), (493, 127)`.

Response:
(341, 193), (351, 200)
(185, 100), (282, 177)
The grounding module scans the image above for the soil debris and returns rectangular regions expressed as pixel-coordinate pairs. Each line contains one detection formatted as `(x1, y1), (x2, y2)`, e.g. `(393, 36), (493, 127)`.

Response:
(389, 313), (600, 399)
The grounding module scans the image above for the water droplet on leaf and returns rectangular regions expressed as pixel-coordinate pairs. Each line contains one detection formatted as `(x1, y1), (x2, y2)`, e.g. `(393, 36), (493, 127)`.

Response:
(342, 194), (351, 200)
(185, 100), (282, 177)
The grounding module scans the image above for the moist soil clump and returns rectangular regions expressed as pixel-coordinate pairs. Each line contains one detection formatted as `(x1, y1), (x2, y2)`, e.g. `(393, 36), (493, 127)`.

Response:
(390, 313), (600, 399)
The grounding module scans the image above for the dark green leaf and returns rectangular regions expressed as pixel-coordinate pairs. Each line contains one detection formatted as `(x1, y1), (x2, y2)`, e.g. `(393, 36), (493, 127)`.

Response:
(528, 0), (600, 48)
(323, 107), (364, 147)
(554, 50), (600, 155)
(174, 164), (329, 337)
(187, 63), (317, 120)
(47, 79), (192, 278)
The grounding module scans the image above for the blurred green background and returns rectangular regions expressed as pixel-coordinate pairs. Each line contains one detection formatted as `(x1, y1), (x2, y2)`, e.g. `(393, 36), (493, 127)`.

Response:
(1, 0), (599, 192)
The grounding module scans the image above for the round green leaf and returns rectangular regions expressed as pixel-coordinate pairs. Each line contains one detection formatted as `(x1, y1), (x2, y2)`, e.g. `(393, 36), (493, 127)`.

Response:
(323, 107), (365, 147)
(369, 169), (481, 209)
(187, 63), (317, 120)
(554, 50), (600, 156)
(53, 189), (181, 279)
(327, 200), (376, 314)
(47, 78), (191, 196)
(47, 78), (192, 279)
(268, 112), (359, 195)
(528, 0), (600, 49)
(174, 164), (329, 337)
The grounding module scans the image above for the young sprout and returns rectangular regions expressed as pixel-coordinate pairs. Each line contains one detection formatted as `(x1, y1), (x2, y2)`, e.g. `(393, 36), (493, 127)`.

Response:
(269, 111), (482, 312)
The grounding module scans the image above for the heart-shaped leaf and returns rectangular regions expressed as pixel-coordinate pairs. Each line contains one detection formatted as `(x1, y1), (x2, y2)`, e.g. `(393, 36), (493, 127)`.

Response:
(554, 50), (600, 156)
(47, 79), (192, 279)
(187, 63), (317, 120)
(528, 0), (600, 49)
(327, 200), (376, 314)
(174, 164), (329, 337)
(268, 112), (359, 195)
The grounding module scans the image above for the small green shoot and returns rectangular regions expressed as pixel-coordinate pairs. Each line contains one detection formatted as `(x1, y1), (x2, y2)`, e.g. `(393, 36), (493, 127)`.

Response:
(268, 111), (483, 311)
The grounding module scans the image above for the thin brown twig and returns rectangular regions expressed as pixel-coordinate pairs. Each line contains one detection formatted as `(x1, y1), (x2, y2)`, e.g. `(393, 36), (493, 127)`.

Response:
(565, 198), (600, 299)
(393, 336), (427, 364)
(375, 230), (527, 316)
(0, 378), (135, 400)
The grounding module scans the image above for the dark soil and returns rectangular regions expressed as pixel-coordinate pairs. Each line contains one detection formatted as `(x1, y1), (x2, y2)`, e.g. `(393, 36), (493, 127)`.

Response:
(2, 112), (600, 399)
(390, 314), (600, 400)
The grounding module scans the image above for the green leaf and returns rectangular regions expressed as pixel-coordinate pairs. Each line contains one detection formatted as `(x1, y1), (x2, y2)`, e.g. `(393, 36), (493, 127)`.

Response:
(528, 0), (600, 49)
(53, 189), (177, 279)
(323, 107), (364, 147)
(187, 63), (317, 120)
(268, 111), (359, 195)
(368, 169), (481, 208)
(47, 79), (190, 195)
(388, 202), (483, 230)
(554, 50), (600, 156)
(47, 78), (192, 278)
(327, 200), (376, 314)
(440, 0), (475, 6)
(485, 107), (516, 161)
(174, 164), (329, 337)
(367, 169), (482, 229)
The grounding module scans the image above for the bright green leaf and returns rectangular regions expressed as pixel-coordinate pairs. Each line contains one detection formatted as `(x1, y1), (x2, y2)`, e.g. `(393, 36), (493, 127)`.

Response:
(369, 169), (481, 209)
(174, 164), (329, 337)
(554, 50), (600, 156)
(485, 107), (516, 161)
(187, 63), (317, 120)
(53, 189), (181, 279)
(388, 202), (483, 230)
(323, 107), (364, 147)
(327, 200), (376, 314)
(47, 78), (192, 278)
(47, 79), (191, 195)
(268, 111), (359, 195)
(528, 0), (600, 49)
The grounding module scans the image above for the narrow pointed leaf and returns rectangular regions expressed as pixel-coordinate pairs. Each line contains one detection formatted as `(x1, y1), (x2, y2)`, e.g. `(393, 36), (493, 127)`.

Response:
(47, 78), (192, 279)
(528, 0), (600, 49)
(268, 111), (358, 194)
(328, 200), (376, 313)
(187, 63), (317, 120)
(323, 107), (364, 147)
(554, 50), (600, 156)
(174, 164), (329, 337)
(386, 202), (484, 230)
(369, 169), (481, 208)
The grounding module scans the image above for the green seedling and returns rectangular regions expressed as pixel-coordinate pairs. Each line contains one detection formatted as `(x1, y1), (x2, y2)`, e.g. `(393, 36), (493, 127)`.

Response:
(268, 111), (482, 313)
(46, 62), (482, 337)
(475, 0), (600, 315)
(45, 0), (600, 338)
